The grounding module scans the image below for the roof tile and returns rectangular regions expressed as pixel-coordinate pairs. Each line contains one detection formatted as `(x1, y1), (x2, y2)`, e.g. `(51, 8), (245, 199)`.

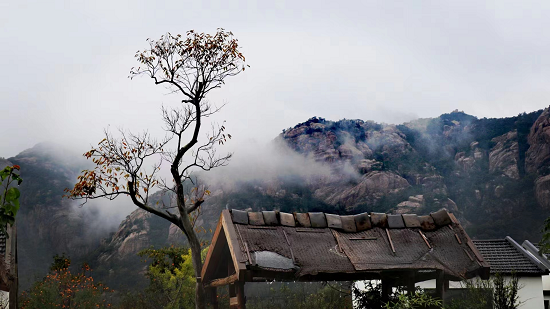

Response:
(354, 213), (371, 231)
(431, 209), (452, 226)
(370, 213), (388, 228)
(295, 213), (311, 227)
(262, 211), (278, 226)
(309, 212), (327, 228)
(418, 215), (436, 231)
(326, 214), (342, 229)
(402, 214), (421, 228)
(387, 215), (405, 228)
(248, 212), (265, 226)
(340, 215), (357, 233)
(279, 212), (296, 227)
(231, 209), (249, 224)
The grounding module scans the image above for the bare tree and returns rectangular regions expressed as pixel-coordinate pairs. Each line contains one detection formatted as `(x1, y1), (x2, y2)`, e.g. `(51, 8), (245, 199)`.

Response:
(65, 29), (247, 309)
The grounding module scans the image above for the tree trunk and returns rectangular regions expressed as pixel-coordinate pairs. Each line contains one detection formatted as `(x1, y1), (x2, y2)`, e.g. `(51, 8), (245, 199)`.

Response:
(190, 237), (205, 309)
(178, 208), (206, 309)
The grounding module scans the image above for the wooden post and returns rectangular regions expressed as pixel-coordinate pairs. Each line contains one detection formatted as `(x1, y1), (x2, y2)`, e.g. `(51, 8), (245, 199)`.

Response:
(406, 272), (416, 295)
(382, 279), (391, 303)
(207, 287), (218, 309)
(229, 281), (246, 309)
(435, 270), (446, 305)
(229, 283), (236, 308)
(237, 281), (246, 309)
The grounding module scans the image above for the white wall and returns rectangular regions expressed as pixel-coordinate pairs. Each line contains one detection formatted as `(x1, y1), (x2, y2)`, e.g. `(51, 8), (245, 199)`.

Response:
(543, 274), (550, 292)
(542, 274), (550, 304)
(0, 291), (8, 308)
(519, 277), (545, 309)
(416, 276), (545, 309)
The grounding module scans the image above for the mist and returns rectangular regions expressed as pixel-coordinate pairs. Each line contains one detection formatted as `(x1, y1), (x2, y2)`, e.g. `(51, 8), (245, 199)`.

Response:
(198, 135), (361, 193)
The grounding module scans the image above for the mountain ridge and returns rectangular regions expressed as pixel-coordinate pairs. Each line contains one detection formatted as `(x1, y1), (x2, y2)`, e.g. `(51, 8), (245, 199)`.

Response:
(10, 107), (550, 290)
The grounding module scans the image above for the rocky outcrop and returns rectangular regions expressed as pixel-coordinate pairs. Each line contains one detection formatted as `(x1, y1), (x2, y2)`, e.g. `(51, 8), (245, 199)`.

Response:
(395, 195), (424, 213)
(489, 131), (519, 179)
(455, 141), (485, 173)
(365, 126), (414, 161)
(356, 159), (382, 174)
(535, 175), (550, 209)
(416, 175), (447, 195)
(283, 118), (413, 165)
(314, 171), (410, 210)
(99, 209), (154, 262)
(526, 107), (550, 174)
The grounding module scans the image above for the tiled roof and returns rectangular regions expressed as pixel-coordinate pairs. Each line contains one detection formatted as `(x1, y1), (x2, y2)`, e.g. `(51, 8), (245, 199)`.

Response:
(225, 208), (489, 280)
(473, 237), (547, 275)
(522, 240), (550, 270)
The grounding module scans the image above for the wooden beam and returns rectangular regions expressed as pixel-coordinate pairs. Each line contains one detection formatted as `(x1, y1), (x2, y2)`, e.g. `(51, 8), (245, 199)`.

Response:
(282, 229), (295, 263)
(244, 242), (252, 265)
(418, 230), (431, 249)
(385, 228), (395, 254)
(454, 233), (462, 244)
(204, 273), (239, 288)
(221, 210), (247, 280)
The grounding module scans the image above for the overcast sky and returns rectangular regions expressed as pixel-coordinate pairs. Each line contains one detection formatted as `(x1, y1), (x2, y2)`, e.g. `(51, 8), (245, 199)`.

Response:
(2, 0), (550, 158)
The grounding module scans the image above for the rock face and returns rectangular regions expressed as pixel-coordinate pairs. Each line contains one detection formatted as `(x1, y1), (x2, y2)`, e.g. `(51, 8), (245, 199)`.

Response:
(526, 107), (550, 174)
(489, 131), (520, 179)
(455, 142), (485, 173)
(536, 175), (550, 209)
(0, 158), (11, 169)
(282, 118), (414, 165)
(314, 171), (410, 209)
(98, 209), (154, 262)
(525, 107), (550, 210)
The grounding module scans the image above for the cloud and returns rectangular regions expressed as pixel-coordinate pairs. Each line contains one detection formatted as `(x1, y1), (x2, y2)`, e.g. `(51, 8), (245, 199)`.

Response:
(197, 132), (366, 194)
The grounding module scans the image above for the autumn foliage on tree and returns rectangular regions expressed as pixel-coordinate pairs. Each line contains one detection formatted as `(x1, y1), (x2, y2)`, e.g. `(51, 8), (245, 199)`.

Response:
(20, 254), (112, 309)
(65, 29), (247, 309)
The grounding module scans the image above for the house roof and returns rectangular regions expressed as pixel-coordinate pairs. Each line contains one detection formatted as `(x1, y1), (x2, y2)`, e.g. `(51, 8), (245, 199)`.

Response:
(201, 208), (490, 287)
(473, 237), (547, 276)
(522, 240), (550, 270)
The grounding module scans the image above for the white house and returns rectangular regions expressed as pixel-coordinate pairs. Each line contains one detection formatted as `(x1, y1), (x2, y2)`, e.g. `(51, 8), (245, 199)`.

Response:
(415, 236), (548, 308)
(522, 240), (550, 309)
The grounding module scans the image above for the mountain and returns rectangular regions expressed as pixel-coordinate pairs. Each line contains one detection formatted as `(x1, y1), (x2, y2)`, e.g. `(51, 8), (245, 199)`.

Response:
(4, 143), (126, 289)
(9, 107), (550, 291)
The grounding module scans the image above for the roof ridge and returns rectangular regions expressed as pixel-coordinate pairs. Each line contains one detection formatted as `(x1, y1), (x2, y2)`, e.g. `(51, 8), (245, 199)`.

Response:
(506, 236), (548, 273)
(473, 239), (509, 242)
(229, 208), (454, 232)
